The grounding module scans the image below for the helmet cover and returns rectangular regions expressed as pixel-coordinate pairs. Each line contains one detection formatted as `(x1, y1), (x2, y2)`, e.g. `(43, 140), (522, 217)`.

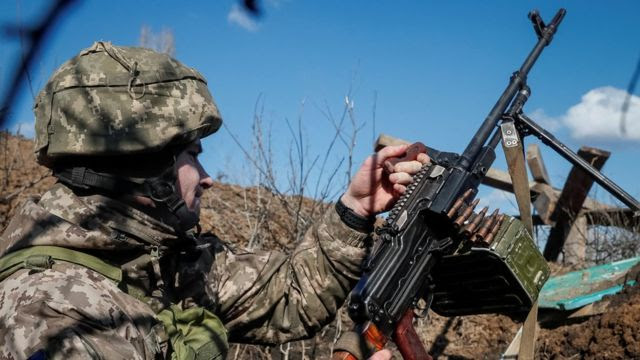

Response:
(34, 41), (222, 167)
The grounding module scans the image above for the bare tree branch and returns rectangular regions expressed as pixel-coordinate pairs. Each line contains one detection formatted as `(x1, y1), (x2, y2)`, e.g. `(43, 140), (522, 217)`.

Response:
(620, 53), (640, 135)
(0, 0), (78, 128)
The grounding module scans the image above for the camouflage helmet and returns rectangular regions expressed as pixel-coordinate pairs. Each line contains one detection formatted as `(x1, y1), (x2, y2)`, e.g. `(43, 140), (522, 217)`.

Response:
(34, 41), (222, 167)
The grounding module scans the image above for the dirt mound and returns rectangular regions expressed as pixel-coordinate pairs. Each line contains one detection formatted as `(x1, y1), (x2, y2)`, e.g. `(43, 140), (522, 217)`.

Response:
(199, 181), (328, 252)
(0, 132), (55, 229)
(1, 132), (639, 359)
(418, 312), (518, 359)
(537, 286), (640, 360)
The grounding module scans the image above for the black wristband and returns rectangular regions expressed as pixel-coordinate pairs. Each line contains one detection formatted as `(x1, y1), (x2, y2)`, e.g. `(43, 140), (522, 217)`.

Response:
(335, 196), (375, 233)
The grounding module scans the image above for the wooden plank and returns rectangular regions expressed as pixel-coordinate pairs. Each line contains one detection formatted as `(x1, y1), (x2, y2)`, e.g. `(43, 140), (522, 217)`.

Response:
(502, 326), (522, 359)
(538, 300), (612, 325)
(532, 182), (611, 224)
(527, 143), (552, 185)
(499, 121), (536, 360)
(487, 170), (609, 213)
(549, 147), (611, 223)
(543, 146), (611, 262)
(501, 122), (533, 234)
(563, 214), (588, 266)
(519, 300), (539, 360)
(483, 167), (538, 194)
(531, 183), (557, 225)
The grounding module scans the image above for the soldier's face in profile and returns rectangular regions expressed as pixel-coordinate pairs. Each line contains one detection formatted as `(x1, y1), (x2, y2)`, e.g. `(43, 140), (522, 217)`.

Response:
(175, 140), (214, 215)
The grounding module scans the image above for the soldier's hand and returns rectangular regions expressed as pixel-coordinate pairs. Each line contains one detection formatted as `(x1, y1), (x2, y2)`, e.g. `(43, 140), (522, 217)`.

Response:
(341, 144), (430, 218)
(368, 349), (393, 360)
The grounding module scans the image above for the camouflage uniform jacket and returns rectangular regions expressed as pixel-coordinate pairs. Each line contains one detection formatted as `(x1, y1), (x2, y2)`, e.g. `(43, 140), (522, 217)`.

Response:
(0, 183), (370, 359)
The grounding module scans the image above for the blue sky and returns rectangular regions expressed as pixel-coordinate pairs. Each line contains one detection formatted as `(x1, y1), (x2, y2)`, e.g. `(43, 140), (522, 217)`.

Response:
(1, 1), (639, 213)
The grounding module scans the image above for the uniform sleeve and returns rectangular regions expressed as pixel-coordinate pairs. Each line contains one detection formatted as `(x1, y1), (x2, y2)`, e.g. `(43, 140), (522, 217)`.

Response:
(209, 207), (371, 345)
(0, 263), (161, 360)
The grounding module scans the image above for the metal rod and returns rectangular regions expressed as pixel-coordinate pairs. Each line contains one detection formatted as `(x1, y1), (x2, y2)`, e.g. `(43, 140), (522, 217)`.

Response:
(516, 112), (640, 211)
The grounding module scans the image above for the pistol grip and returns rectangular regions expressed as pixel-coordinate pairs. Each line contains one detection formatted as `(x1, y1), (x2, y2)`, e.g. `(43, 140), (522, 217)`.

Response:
(393, 310), (433, 360)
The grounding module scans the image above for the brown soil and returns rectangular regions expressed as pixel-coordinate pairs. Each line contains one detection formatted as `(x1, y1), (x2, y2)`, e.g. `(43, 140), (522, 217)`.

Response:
(0, 132), (55, 230)
(1, 132), (639, 359)
(418, 312), (519, 359)
(537, 286), (640, 360)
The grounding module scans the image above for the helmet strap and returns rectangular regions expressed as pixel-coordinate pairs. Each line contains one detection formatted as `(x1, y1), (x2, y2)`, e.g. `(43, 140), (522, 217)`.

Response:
(55, 165), (200, 235)
(144, 168), (200, 232)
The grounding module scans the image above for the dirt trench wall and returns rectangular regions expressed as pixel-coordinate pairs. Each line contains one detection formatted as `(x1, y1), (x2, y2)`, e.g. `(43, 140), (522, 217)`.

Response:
(2, 133), (640, 359)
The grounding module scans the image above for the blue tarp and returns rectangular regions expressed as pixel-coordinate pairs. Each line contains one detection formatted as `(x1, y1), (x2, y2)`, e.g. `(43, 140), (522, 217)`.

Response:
(538, 256), (640, 311)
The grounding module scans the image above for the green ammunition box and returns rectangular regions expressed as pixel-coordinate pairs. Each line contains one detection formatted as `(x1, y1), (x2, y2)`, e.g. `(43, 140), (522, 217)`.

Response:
(429, 216), (550, 318)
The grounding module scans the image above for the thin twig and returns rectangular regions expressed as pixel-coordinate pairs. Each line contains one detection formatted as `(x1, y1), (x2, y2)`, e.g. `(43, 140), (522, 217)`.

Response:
(0, 0), (78, 128)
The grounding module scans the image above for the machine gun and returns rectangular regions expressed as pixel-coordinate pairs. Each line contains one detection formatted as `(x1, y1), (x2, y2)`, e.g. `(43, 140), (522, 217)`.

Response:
(333, 9), (568, 360)
(335, 7), (640, 360)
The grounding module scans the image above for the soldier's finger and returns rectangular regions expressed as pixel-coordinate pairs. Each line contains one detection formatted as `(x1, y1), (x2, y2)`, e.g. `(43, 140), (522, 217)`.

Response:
(389, 172), (413, 185)
(417, 152), (431, 165)
(375, 144), (409, 166)
(393, 183), (407, 194)
(367, 349), (393, 360)
(393, 160), (423, 174)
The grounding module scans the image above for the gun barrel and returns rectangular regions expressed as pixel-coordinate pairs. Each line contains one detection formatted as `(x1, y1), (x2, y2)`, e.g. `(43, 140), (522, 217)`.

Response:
(458, 9), (566, 170)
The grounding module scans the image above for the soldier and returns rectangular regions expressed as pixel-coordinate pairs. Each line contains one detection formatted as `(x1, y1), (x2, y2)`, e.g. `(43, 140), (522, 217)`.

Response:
(0, 42), (429, 359)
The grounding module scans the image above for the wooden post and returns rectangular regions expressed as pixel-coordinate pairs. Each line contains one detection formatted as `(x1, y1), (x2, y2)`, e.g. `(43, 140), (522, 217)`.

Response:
(500, 121), (537, 360)
(526, 143), (551, 185)
(563, 214), (588, 266)
(531, 183), (558, 225)
(483, 168), (537, 194)
(501, 122), (533, 235)
(543, 146), (611, 262)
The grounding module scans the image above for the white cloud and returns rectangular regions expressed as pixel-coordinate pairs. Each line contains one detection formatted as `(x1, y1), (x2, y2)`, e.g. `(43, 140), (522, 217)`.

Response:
(527, 87), (640, 144)
(11, 121), (35, 138)
(562, 86), (640, 141)
(227, 4), (259, 32)
(528, 108), (562, 131)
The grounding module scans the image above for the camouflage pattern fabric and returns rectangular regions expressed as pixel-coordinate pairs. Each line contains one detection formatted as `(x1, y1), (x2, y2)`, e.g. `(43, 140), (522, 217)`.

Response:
(0, 262), (160, 359)
(0, 183), (370, 358)
(34, 42), (222, 166)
